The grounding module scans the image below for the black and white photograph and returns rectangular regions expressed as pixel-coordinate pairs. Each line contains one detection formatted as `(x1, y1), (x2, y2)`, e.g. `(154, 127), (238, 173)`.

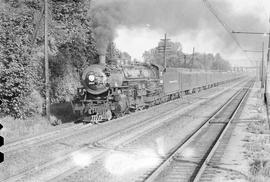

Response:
(1, 0), (270, 181)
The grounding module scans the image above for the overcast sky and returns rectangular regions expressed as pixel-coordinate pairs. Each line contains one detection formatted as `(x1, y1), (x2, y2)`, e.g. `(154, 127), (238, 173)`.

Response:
(112, 0), (270, 66)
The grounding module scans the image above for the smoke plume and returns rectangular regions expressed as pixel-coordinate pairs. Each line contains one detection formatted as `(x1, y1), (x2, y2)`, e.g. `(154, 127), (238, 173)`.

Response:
(91, 2), (123, 54)
(91, 0), (267, 61)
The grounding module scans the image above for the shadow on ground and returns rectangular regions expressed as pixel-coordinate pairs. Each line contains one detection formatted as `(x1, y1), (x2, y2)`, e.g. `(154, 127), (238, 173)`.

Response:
(51, 102), (79, 124)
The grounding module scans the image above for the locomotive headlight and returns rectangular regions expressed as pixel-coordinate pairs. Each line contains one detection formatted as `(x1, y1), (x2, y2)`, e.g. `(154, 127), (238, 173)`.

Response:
(88, 75), (95, 81)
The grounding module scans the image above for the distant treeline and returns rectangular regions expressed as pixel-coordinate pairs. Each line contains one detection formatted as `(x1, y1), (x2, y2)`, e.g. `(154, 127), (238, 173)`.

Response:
(143, 41), (231, 71)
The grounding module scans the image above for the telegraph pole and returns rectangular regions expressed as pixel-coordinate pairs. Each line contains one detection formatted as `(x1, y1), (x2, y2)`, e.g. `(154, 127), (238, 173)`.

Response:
(183, 55), (187, 68)
(203, 53), (206, 70)
(266, 25), (270, 99)
(233, 26), (270, 129)
(266, 19), (270, 130)
(243, 46), (265, 88)
(157, 33), (171, 70)
(163, 33), (167, 69)
(232, 31), (270, 89)
(190, 47), (195, 71)
(262, 42), (264, 88)
(31, 5), (45, 47)
(44, 0), (50, 122)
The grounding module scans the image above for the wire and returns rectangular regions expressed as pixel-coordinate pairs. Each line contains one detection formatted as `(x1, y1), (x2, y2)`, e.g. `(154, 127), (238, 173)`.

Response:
(202, 0), (255, 66)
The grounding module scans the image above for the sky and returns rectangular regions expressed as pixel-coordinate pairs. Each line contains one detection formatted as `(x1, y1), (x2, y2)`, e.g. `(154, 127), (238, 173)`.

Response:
(110, 0), (270, 66)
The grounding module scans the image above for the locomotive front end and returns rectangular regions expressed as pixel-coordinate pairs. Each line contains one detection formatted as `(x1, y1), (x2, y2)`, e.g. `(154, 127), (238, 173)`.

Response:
(81, 64), (109, 95)
(72, 55), (114, 123)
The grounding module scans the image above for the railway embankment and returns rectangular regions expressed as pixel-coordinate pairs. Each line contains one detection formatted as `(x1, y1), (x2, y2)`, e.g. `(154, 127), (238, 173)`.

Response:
(209, 81), (270, 182)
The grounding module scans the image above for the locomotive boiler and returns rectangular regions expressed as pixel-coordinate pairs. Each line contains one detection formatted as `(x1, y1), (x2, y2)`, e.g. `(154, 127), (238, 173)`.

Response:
(72, 55), (163, 123)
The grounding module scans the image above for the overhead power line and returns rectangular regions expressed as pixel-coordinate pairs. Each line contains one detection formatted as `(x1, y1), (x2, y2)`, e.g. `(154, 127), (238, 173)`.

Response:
(202, 0), (254, 65)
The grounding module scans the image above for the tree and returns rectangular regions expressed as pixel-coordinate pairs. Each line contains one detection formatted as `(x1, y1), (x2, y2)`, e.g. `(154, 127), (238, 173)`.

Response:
(0, 2), (43, 118)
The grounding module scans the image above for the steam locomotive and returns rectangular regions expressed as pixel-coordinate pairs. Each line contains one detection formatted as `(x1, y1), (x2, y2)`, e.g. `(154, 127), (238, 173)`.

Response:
(72, 55), (242, 123)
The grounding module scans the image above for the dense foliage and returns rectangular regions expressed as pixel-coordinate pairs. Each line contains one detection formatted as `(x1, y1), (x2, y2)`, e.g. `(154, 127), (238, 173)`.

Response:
(0, 0), (99, 118)
(0, 3), (43, 118)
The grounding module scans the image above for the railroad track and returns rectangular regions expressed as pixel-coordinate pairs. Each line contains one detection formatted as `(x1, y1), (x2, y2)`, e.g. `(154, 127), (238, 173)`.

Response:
(45, 79), (251, 182)
(138, 80), (253, 182)
(2, 92), (187, 153)
(2, 78), (247, 154)
(1, 79), (249, 182)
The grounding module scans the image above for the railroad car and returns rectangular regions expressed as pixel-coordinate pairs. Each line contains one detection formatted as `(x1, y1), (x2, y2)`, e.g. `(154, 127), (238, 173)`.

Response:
(72, 55), (242, 123)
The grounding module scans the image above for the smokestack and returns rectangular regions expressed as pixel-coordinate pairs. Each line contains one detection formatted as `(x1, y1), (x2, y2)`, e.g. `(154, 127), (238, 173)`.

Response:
(99, 55), (106, 65)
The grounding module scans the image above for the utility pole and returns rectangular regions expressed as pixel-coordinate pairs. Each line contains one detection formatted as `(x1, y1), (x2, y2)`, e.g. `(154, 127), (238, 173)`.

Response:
(157, 33), (171, 71)
(190, 47), (195, 71)
(184, 55), (187, 68)
(31, 5), (45, 47)
(266, 25), (270, 100)
(232, 31), (270, 90)
(262, 42), (264, 88)
(203, 53), (206, 70)
(266, 19), (270, 130)
(44, 0), (50, 122)
(243, 48), (265, 87)
(163, 33), (167, 69)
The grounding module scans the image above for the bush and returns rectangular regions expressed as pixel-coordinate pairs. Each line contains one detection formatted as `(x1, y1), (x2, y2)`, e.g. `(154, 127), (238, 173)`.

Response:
(26, 89), (44, 114)
(0, 61), (35, 118)
(51, 63), (81, 103)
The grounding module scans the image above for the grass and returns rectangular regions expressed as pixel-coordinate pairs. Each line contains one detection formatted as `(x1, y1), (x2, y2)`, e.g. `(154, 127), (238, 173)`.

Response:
(249, 158), (270, 182)
(1, 115), (52, 143)
(247, 119), (269, 134)
(245, 116), (270, 182)
(1, 102), (77, 143)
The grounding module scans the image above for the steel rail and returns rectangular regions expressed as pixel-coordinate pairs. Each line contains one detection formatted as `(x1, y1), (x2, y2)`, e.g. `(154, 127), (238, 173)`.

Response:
(143, 80), (254, 182)
(193, 80), (253, 182)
